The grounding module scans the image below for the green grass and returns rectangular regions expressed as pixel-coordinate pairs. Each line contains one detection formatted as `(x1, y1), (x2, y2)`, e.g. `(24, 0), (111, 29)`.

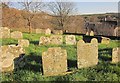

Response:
(0, 38), (18, 46)
(1, 33), (120, 81)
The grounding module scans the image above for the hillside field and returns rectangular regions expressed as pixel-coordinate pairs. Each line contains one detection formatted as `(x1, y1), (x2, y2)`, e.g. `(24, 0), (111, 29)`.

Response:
(0, 32), (120, 81)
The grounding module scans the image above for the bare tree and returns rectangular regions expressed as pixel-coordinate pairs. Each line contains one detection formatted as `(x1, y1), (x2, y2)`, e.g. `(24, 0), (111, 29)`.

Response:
(0, 2), (11, 8)
(19, 0), (44, 33)
(48, 1), (76, 30)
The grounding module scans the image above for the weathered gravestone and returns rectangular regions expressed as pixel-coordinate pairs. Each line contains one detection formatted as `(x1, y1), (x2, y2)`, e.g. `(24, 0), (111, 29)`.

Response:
(53, 30), (63, 35)
(35, 29), (45, 34)
(42, 47), (67, 76)
(65, 35), (76, 45)
(39, 36), (50, 45)
(112, 47), (120, 63)
(1, 59), (14, 72)
(101, 37), (110, 44)
(18, 39), (29, 47)
(0, 45), (25, 60)
(0, 45), (25, 72)
(0, 47), (16, 73)
(8, 45), (25, 58)
(45, 28), (51, 35)
(90, 31), (94, 36)
(50, 35), (63, 45)
(0, 27), (10, 38)
(77, 38), (98, 68)
(0, 45), (9, 60)
(11, 31), (23, 39)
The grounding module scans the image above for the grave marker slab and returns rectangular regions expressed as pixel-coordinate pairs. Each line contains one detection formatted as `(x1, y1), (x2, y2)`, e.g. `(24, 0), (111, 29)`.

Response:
(42, 47), (67, 76)
(77, 38), (98, 68)
(112, 47), (120, 63)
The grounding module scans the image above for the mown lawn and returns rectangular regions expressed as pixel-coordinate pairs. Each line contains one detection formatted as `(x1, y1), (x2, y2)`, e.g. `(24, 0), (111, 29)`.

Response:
(1, 33), (120, 81)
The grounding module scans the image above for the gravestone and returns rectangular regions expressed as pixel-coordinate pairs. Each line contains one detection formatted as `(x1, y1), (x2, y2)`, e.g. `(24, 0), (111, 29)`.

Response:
(50, 35), (63, 45)
(0, 45), (25, 59)
(18, 39), (29, 47)
(0, 27), (10, 38)
(77, 38), (98, 68)
(39, 36), (50, 45)
(101, 37), (110, 44)
(11, 31), (23, 39)
(1, 59), (14, 72)
(90, 31), (94, 36)
(8, 45), (25, 58)
(35, 29), (45, 34)
(112, 47), (120, 63)
(45, 28), (51, 35)
(42, 47), (67, 76)
(53, 30), (63, 35)
(0, 45), (25, 72)
(65, 35), (76, 45)
(0, 45), (9, 60)
(86, 31), (89, 35)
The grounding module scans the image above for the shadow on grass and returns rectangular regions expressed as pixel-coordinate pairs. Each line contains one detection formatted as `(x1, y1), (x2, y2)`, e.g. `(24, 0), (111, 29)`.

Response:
(30, 41), (39, 45)
(67, 59), (77, 70)
(83, 35), (102, 43)
(15, 52), (43, 73)
(98, 48), (112, 62)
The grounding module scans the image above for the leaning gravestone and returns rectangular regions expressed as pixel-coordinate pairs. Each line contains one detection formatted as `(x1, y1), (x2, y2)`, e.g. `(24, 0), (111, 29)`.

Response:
(0, 45), (25, 72)
(77, 38), (98, 68)
(112, 47), (120, 63)
(39, 36), (50, 45)
(0, 45), (25, 60)
(42, 47), (67, 76)
(101, 37), (110, 44)
(0, 27), (10, 38)
(50, 35), (63, 45)
(65, 35), (76, 45)
(18, 39), (29, 47)
(11, 31), (23, 39)
(8, 45), (25, 58)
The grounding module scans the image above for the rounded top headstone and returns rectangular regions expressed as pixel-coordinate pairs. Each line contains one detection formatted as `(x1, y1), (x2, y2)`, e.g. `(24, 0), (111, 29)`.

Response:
(77, 40), (85, 45)
(91, 38), (98, 44)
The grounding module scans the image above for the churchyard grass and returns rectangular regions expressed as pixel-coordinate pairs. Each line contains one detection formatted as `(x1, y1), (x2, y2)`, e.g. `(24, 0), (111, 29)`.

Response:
(1, 32), (120, 81)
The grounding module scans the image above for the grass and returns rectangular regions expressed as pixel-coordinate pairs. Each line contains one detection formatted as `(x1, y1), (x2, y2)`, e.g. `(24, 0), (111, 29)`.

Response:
(1, 32), (120, 81)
